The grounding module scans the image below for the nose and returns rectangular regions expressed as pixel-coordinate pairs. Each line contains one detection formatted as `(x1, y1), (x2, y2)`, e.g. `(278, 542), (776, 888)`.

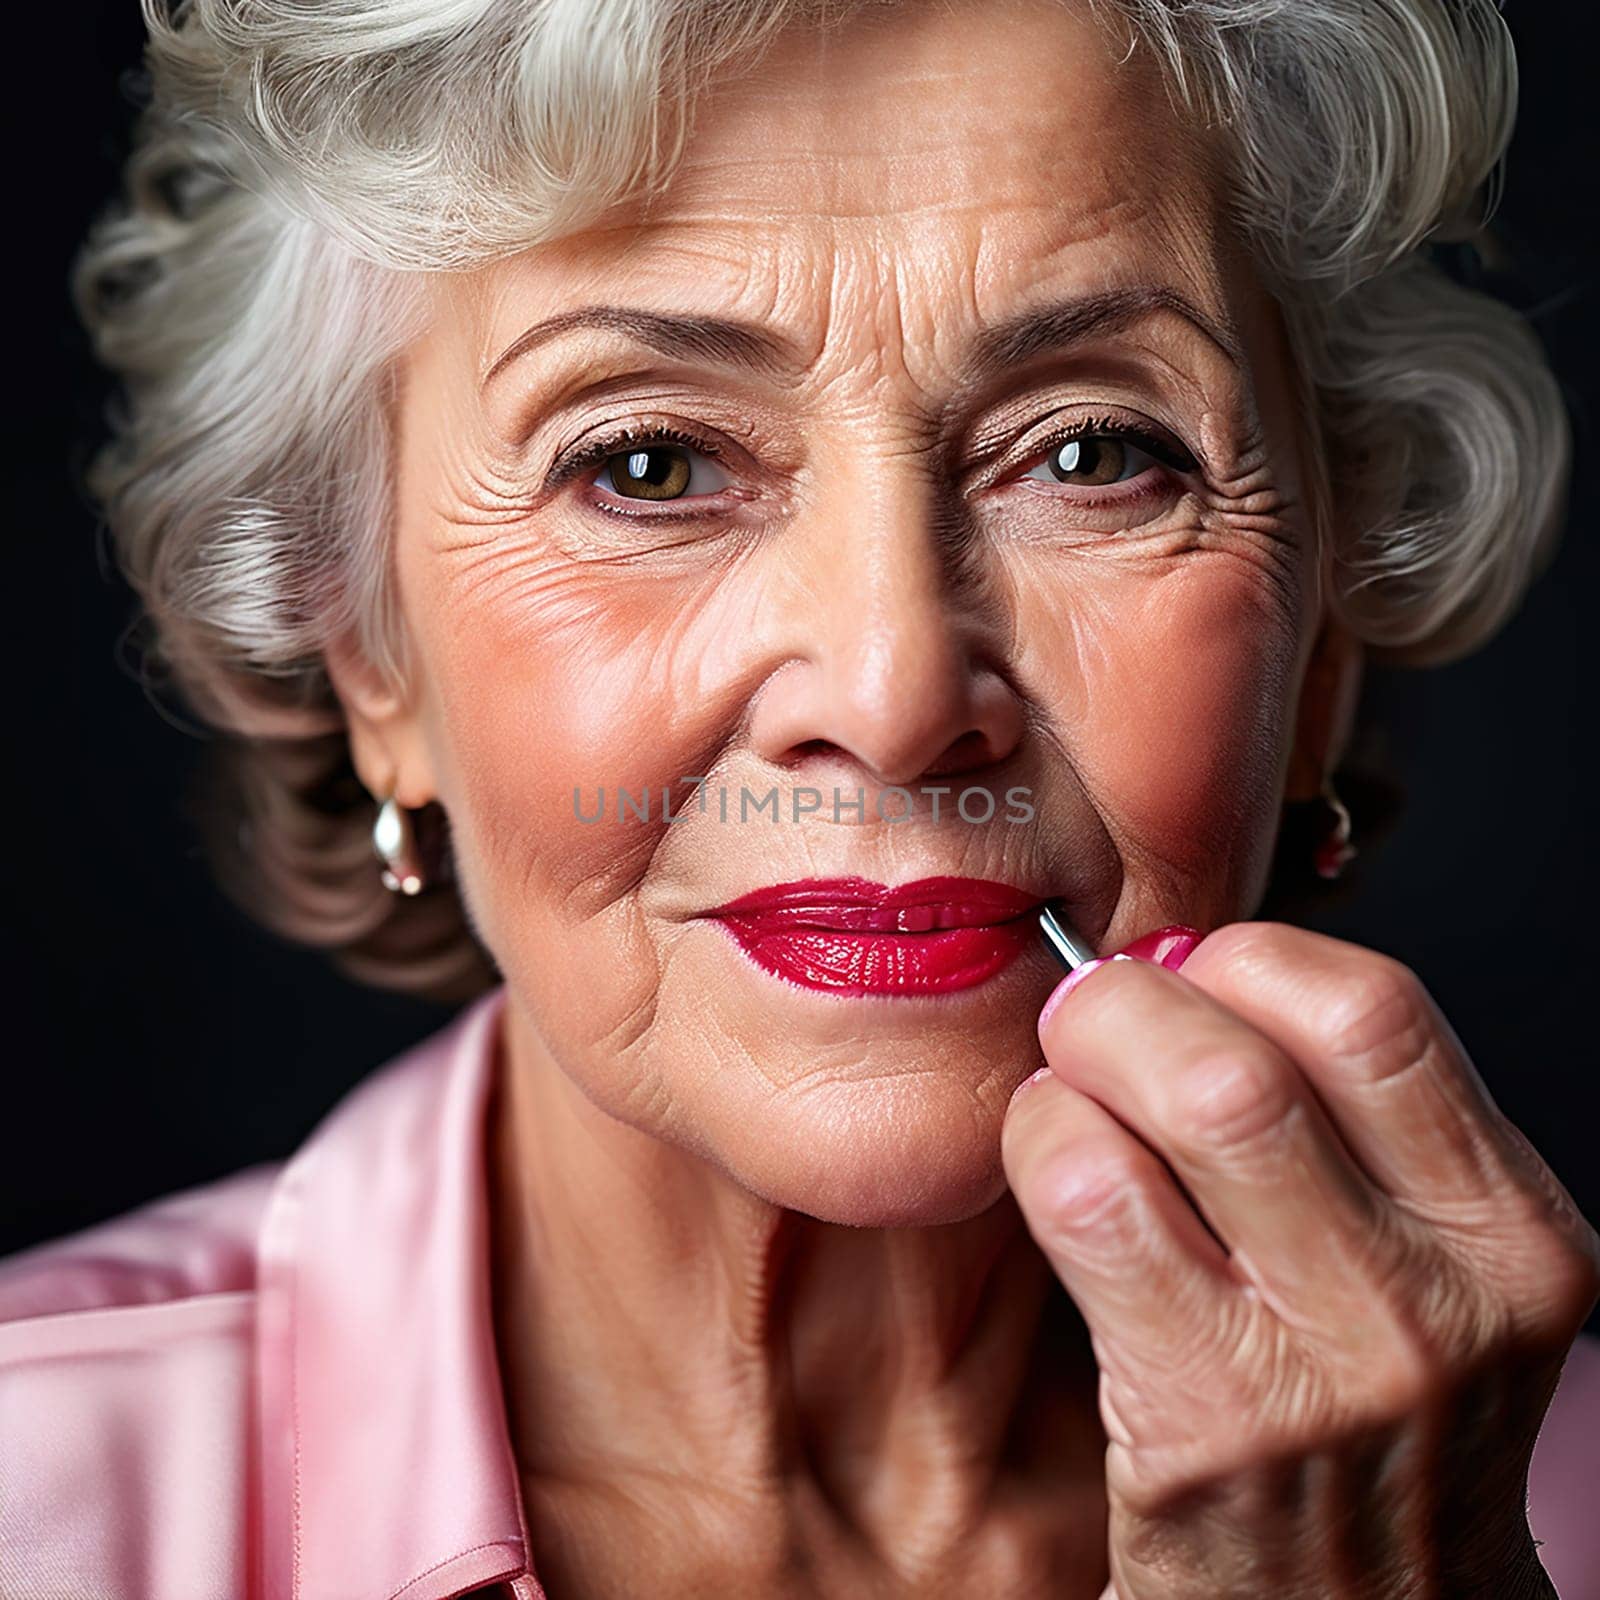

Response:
(747, 462), (1024, 789)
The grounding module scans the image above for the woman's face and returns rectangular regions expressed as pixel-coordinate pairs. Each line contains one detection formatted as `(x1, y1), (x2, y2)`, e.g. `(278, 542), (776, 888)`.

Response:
(335, 0), (1335, 1224)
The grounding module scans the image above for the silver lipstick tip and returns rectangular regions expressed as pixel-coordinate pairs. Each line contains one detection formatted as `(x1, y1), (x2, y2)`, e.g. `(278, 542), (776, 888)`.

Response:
(1037, 899), (1098, 971)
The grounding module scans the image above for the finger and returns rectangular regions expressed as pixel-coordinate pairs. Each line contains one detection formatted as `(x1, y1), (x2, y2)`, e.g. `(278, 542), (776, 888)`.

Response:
(1038, 957), (1408, 1339)
(1002, 1067), (1241, 1436)
(1176, 924), (1576, 1229)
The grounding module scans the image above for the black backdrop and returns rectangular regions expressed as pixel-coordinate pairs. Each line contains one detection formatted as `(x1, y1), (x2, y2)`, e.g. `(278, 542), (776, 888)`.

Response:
(5, 4), (1597, 1338)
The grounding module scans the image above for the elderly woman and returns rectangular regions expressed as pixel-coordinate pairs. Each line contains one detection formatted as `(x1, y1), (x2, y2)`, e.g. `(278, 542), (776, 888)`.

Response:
(2, 0), (1596, 1595)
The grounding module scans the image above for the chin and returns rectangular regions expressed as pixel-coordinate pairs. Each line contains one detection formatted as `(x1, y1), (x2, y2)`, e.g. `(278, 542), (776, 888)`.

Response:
(683, 1036), (1036, 1228)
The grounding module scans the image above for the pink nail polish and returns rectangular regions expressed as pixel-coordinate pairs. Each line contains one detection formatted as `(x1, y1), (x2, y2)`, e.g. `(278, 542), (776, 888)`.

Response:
(1037, 955), (1117, 1033)
(1117, 924), (1201, 971)
(1009, 1063), (1057, 1105)
(1035, 921), (1202, 1036)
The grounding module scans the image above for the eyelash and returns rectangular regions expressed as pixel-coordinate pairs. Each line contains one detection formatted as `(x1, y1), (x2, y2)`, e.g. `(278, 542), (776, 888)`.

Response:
(544, 423), (725, 499)
(543, 413), (1196, 517)
(1027, 413), (1198, 481)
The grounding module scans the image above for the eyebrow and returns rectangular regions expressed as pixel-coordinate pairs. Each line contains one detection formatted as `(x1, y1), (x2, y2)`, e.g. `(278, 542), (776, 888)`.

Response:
(479, 284), (1243, 396)
(964, 283), (1243, 383)
(481, 306), (799, 392)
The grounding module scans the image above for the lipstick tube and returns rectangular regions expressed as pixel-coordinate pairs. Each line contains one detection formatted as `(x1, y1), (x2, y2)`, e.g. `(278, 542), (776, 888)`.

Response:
(1036, 899), (1099, 970)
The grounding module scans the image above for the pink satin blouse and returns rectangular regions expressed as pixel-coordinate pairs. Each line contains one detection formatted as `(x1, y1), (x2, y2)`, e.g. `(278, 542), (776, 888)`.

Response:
(2, 985), (1597, 1599)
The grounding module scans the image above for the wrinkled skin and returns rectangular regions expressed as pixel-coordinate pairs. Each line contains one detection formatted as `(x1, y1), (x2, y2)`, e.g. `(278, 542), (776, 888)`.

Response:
(325, 0), (1599, 1593)
(1008, 923), (1597, 1598)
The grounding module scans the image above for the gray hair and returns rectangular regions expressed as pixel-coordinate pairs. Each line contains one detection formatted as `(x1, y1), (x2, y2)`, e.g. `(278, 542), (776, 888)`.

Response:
(76, 0), (1569, 999)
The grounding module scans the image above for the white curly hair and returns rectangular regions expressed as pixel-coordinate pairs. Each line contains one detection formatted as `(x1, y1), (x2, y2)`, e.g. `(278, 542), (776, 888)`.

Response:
(75, 0), (1569, 999)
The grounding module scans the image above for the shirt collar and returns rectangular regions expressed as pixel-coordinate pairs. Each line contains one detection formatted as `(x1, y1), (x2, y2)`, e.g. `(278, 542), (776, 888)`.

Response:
(255, 984), (545, 1600)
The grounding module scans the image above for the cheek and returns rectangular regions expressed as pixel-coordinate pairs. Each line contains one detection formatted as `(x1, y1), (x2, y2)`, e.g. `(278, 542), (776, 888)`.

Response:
(408, 536), (743, 923)
(1030, 553), (1304, 887)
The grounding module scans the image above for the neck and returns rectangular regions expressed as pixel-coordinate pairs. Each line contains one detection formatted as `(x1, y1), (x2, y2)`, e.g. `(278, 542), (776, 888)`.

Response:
(486, 995), (1110, 1597)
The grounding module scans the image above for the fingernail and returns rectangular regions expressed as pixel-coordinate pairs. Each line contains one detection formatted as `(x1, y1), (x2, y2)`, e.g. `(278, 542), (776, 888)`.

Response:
(1036, 924), (1202, 1037)
(1118, 924), (1201, 971)
(1009, 1063), (1057, 1106)
(1037, 955), (1119, 1034)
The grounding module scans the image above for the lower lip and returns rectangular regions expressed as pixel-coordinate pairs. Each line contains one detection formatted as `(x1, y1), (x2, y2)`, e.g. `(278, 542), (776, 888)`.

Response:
(706, 878), (1040, 997)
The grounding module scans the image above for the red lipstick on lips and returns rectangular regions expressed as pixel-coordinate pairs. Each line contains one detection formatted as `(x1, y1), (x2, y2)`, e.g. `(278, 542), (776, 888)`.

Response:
(701, 876), (1044, 996)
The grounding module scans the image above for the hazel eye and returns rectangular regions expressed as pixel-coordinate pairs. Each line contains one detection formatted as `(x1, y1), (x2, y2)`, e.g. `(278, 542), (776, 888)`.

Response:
(1022, 433), (1163, 488)
(602, 442), (729, 501)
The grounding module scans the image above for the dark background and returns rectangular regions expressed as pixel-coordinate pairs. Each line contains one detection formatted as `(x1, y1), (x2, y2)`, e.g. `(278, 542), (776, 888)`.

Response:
(5, 5), (1596, 1338)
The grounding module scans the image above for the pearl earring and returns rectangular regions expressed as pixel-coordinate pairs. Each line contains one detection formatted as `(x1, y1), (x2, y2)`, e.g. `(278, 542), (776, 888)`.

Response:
(1312, 777), (1357, 881)
(373, 794), (425, 895)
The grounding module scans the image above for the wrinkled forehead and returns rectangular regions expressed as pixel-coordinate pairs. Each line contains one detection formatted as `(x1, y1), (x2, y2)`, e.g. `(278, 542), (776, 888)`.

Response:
(430, 0), (1253, 402)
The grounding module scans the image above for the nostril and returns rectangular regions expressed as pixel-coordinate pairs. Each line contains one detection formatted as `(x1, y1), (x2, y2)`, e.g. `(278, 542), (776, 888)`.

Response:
(781, 729), (999, 785)
(923, 729), (993, 777)
(789, 738), (845, 766)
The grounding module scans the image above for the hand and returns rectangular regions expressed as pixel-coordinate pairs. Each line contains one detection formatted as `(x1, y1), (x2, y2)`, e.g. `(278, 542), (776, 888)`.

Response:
(1000, 921), (1600, 1599)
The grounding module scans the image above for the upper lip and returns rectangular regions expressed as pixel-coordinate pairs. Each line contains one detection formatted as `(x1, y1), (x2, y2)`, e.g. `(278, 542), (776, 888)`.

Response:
(700, 876), (1047, 932)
